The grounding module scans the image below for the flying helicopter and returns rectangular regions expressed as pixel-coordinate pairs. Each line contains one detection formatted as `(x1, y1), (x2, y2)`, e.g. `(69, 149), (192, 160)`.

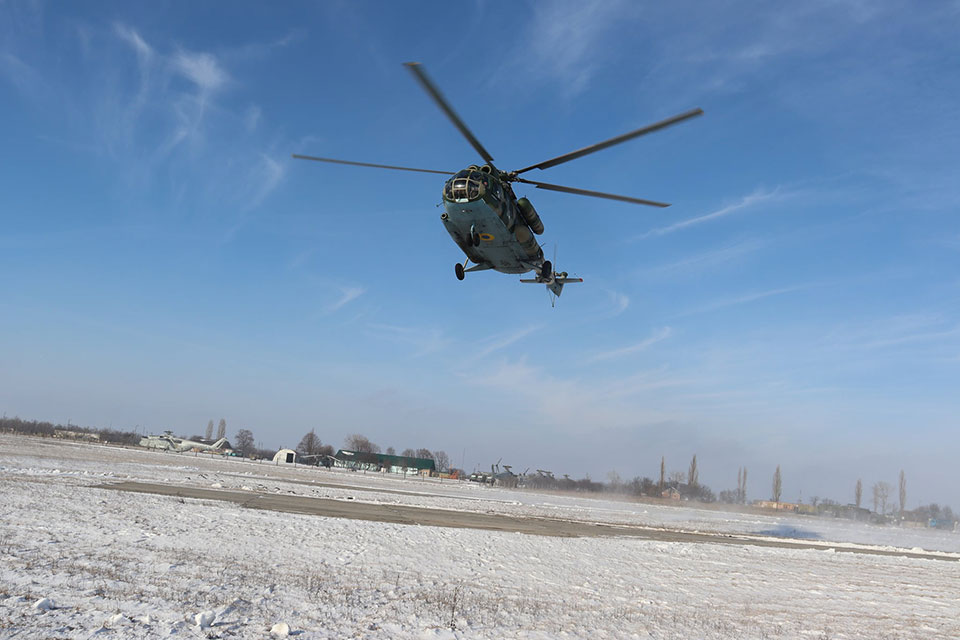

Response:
(293, 63), (702, 299)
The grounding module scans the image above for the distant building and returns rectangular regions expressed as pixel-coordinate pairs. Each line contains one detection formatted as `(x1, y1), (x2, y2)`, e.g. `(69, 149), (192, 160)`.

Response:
(54, 429), (99, 441)
(662, 487), (681, 500)
(755, 500), (810, 513)
(273, 449), (297, 464)
(332, 450), (436, 475)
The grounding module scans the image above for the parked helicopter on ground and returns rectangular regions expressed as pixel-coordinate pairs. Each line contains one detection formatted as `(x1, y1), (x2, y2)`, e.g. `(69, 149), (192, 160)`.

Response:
(293, 63), (702, 299)
(138, 432), (230, 453)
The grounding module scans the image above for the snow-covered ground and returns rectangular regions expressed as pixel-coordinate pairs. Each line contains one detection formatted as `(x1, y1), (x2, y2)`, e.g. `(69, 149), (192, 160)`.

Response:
(2, 433), (958, 639)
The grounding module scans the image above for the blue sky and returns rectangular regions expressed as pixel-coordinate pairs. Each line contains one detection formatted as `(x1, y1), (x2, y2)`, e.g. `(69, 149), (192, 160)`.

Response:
(2, 1), (959, 506)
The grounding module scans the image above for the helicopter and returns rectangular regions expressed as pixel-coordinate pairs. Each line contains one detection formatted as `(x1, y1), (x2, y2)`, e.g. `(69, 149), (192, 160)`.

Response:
(293, 63), (702, 299)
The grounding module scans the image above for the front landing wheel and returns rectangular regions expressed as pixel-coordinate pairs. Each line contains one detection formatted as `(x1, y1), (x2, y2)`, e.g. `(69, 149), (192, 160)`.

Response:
(455, 262), (465, 281)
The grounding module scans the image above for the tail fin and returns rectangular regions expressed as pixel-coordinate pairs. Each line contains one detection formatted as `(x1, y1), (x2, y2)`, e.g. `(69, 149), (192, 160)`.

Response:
(520, 271), (583, 300)
(547, 275), (583, 298)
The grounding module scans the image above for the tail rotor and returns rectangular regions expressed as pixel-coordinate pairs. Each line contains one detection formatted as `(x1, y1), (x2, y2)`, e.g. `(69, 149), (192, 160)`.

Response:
(522, 242), (583, 304)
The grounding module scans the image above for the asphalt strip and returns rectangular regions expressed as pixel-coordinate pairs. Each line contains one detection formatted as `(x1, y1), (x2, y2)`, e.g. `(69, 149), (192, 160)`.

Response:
(99, 481), (958, 562)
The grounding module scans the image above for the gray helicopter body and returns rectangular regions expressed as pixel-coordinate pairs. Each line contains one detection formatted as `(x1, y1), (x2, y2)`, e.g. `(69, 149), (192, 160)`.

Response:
(441, 167), (542, 275)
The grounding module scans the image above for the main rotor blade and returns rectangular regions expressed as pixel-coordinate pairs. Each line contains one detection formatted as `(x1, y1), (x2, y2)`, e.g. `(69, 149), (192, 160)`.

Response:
(515, 108), (703, 174)
(404, 62), (495, 164)
(515, 177), (670, 207)
(292, 154), (454, 175)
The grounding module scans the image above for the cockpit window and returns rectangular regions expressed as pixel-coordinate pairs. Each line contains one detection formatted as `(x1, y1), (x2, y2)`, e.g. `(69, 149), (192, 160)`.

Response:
(443, 170), (487, 202)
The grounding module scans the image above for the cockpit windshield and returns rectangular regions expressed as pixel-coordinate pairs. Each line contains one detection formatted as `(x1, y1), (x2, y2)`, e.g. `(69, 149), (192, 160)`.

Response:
(443, 170), (488, 202)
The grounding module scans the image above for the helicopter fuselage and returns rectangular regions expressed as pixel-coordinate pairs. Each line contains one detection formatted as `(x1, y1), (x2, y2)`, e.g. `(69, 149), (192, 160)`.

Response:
(440, 166), (544, 274)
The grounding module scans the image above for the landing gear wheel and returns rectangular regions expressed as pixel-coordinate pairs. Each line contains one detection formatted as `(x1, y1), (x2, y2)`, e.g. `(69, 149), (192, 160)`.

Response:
(455, 262), (465, 281)
(541, 260), (552, 280)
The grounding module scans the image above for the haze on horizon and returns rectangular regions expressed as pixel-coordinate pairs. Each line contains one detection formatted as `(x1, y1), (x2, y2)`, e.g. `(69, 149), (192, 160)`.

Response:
(1, 1), (958, 508)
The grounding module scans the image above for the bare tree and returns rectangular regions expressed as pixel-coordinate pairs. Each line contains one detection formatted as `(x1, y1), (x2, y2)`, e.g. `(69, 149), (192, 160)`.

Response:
(855, 478), (862, 509)
(737, 467), (743, 503)
(216, 418), (227, 440)
(205, 420), (214, 441)
(234, 429), (254, 458)
(668, 470), (686, 485)
(345, 434), (380, 454)
(876, 481), (891, 515)
(899, 470), (906, 517)
(688, 454), (699, 488)
(659, 456), (665, 493)
(434, 450), (451, 472)
(297, 429), (322, 457)
(415, 448), (434, 460)
(385, 447), (396, 456)
(772, 465), (782, 505)
(401, 448), (416, 457)
(742, 467), (748, 503)
(607, 470), (623, 492)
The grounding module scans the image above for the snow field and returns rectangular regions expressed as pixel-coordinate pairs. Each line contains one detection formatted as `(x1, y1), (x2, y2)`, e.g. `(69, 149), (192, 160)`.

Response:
(2, 434), (959, 638)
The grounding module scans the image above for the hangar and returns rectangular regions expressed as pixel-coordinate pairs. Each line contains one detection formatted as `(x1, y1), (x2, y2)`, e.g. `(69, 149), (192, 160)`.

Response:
(332, 450), (435, 476)
(273, 449), (297, 464)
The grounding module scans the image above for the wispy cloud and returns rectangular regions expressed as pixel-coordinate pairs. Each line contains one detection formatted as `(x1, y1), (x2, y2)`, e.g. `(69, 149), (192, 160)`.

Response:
(113, 24), (153, 129)
(831, 314), (960, 352)
(638, 239), (765, 278)
(244, 105), (261, 132)
(324, 286), (366, 315)
(0, 51), (45, 99)
(475, 325), (542, 359)
(606, 290), (630, 316)
(590, 327), (673, 362)
(674, 284), (813, 317)
(114, 23), (153, 62)
(518, 0), (630, 94)
(172, 50), (228, 94)
(636, 188), (788, 239)
(861, 324), (960, 350)
(220, 154), (286, 242)
(246, 154), (284, 209)
(366, 323), (450, 357)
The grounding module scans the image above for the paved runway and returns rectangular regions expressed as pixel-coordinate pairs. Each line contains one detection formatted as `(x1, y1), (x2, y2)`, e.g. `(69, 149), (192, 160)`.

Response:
(100, 481), (957, 562)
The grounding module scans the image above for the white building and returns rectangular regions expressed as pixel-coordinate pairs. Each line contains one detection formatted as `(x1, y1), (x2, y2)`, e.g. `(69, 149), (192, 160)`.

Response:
(272, 449), (296, 464)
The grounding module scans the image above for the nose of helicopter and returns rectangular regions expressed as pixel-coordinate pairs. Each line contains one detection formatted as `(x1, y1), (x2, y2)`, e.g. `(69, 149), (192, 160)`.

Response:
(443, 169), (487, 203)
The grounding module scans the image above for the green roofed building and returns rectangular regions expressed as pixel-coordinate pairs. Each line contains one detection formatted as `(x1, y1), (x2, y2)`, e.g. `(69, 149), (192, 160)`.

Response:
(333, 449), (436, 475)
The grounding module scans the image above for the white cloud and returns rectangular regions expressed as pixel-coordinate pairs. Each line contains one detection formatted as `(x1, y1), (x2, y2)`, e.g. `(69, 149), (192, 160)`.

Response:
(246, 154), (284, 209)
(0, 52), (43, 97)
(475, 325), (542, 359)
(244, 105), (261, 132)
(606, 291), (630, 316)
(639, 239), (766, 277)
(637, 188), (788, 239)
(114, 23), (153, 62)
(590, 327), (673, 362)
(675, 284), (812, 317)
(520, 0), (630, 94)
(324, 286), (366, 314)
(366, 323), (451, 357)
(172, 50), (228, 94)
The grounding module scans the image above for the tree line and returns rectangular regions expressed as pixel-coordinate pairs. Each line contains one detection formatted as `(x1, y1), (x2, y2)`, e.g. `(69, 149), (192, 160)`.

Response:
(2, 416), (953, 528)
